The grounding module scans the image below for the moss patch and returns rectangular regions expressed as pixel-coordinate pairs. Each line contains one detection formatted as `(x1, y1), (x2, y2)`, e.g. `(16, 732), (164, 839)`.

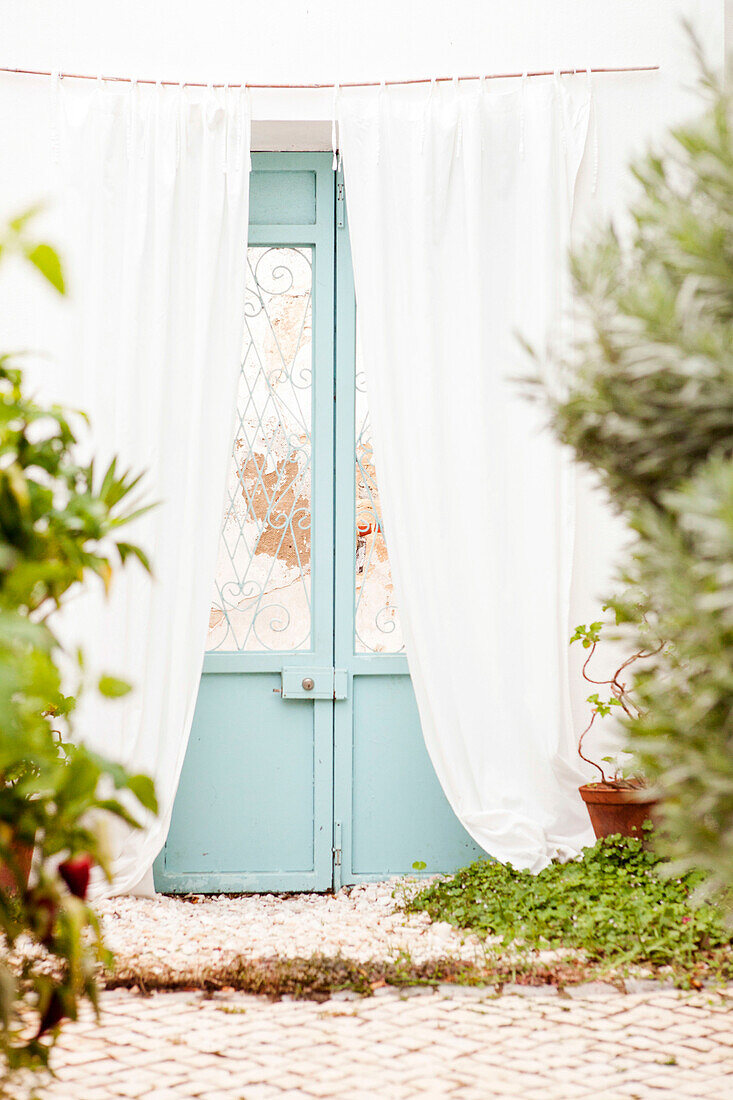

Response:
(105, 954), (477, 1000)
(102, 947), (732, 1000)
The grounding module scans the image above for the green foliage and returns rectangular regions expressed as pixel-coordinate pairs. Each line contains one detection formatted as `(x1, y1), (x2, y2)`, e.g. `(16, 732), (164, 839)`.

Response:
(405, 832), (732, 972)
(97, 675), (132, 699)
(584, 693), (622, 720)
(534, 41), (733, 904)
(541, 58), (733, 508)
(570, 616), (653, 785)
(620, 459), (733, 898)
(0, 208), (157, 1075)
(570, 622), (604, 649)
(0, 209), (65, 295)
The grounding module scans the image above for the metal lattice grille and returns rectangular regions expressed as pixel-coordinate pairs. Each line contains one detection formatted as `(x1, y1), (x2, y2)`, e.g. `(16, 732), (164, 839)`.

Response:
(208, 246), (313, 652)
(354, 360), (404, 654)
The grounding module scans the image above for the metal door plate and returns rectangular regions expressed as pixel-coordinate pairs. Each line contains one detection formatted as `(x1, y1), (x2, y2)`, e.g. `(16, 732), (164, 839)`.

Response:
(281, 668), (348, 700)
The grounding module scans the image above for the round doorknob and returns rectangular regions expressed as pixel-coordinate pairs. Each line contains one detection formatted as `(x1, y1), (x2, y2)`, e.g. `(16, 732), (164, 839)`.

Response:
(302, 677), (315, 692)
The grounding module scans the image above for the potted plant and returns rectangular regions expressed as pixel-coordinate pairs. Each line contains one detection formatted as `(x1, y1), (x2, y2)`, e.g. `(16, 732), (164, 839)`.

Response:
(571, 618), (660, 838)
(0, 724), (78, 895)
(0, 758), (38, 894)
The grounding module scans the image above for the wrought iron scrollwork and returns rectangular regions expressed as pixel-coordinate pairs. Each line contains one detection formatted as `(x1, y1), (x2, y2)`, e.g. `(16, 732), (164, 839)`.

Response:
(208, 247), (313, 653)
(354, 367), (404, 654)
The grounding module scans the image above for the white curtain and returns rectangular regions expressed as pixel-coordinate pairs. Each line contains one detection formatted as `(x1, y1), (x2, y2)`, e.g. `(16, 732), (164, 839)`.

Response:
(339, 76), (595, 872)
(59, 81), (250, 895)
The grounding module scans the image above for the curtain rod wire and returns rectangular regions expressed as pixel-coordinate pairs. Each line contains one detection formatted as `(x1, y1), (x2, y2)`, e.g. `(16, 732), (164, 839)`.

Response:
(0, 65), (659, 89)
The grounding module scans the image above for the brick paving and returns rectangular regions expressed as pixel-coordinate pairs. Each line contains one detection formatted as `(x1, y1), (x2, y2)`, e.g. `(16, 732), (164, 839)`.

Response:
(12, 983), (733, 1099)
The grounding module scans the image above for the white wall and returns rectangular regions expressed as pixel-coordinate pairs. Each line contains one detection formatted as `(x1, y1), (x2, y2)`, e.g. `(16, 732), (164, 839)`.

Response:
(0, 0), (722, 270)
(0, 1), (724, 133)
(0, 0), (725, 752)
(0, 0), (722, 343)
(0, 0), (722, 236)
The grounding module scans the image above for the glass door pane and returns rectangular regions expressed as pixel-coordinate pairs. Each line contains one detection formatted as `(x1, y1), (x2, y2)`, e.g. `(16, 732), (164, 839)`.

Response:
(209, 246), (314, 653)
(354, 350), (404, 654)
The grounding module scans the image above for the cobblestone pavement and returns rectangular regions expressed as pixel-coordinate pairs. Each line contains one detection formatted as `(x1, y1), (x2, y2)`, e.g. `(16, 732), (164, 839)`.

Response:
(15, 983), (733, 1099)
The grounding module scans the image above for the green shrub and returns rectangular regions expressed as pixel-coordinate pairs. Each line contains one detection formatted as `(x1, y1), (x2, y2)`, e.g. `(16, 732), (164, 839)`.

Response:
(543, 56), (733, 507)
(618, 461), (733, 899)
(0, 210), (156, 1074)
(535, 40), (733, 906)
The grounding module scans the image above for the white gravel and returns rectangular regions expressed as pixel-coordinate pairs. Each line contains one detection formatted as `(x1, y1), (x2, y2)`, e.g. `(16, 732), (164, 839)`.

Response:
(97, 880), (489, 976)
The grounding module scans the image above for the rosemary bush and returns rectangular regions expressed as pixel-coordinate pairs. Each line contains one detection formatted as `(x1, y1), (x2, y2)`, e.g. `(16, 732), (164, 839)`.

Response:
(539, 44), (733, 905)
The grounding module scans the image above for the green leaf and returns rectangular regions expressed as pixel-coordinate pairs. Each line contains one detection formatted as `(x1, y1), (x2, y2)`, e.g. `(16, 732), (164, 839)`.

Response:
(116, 542), (152, 573)
(97, 675), (131, 699)
(125, 773), (158, 814)
(8, 203), (44, 235)
(25, 243), (65, 294)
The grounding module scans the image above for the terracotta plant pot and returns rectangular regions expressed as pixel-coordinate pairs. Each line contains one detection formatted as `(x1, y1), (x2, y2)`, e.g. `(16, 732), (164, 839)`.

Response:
(0, 837), (34, 894)
(579, 783), (657, 840)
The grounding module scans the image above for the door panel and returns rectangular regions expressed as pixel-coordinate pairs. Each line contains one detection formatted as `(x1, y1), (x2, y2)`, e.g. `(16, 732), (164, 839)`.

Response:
(155, 154), (335, 894)
(350, 675), (480, 875)
(164, 673), (319, 878)
(249, 171), (317, 225)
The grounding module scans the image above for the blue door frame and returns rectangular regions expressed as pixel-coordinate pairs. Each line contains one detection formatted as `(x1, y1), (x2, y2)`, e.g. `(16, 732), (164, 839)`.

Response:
(155, 154), (481, 893)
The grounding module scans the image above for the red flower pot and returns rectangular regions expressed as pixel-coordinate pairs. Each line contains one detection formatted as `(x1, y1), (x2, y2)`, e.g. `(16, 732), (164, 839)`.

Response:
(0, 837), (34, 894)
(579, 783), (658, 840)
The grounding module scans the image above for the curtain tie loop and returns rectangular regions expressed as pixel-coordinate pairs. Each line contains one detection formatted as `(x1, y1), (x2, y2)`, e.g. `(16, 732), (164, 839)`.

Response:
(177, 82), (186, 167)
(245, 85), (252, 172)
(519, 70), (527, 159)
(235, 84), (244, 172)
(125, 78), (138, 162)
(206, 80), (214, 128)
(50, 70), (61, 164)
(376, 80), (386, 165)
(421, 77), (436, 154)
(586, 67), (598, 195)
(453, 75), (463, 159)
(331, 81), (340, 171)
(208, 83), (227, 173)
(554, 69), (568, 158)
(222, 83), (230, 173)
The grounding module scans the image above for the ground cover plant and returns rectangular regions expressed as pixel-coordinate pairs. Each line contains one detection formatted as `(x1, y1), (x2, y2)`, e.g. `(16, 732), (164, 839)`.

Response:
(532, 37), (733, 905)
(404, 831), (733, 985)
(0, 210), (156, 1078)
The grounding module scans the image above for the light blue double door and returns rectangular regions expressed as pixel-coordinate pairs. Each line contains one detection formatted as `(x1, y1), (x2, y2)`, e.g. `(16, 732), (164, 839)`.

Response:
(155, 154), (481, 893)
